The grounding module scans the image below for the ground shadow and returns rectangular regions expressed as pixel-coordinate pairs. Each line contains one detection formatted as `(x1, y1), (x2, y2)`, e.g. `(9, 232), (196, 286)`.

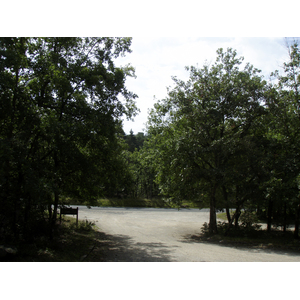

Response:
(87, 231), (176, 262)
(180, 233), (300, 257)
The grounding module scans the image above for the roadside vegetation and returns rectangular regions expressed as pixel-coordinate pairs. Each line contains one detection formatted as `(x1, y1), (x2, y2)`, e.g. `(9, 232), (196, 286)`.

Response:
(7, 216), (100, 262)
(1, 37), (300, 261)
(211, 211), (300, 253)
(65, 197), (201, 209)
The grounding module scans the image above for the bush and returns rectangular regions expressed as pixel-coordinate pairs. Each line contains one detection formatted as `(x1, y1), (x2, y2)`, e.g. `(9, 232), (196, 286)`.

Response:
(201, 219), (262, 238)
(75, 219), (95, 232)
(201, 222), (209, 235)
(239, 210), (260, 228)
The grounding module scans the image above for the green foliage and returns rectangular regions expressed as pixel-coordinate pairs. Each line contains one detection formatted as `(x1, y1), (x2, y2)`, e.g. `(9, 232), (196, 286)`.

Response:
(146, 47), (268, 233)
(77, 219), (95, 232)
(124, 130), (146, 152)
(120, 131), (160, 199)
(239, 210), (260, 229)
(3, 37), (300, 244)
(0, 37), (137, 242)
(202, 219), (262, 238)
(265, 39), (300, 236)
(140, 43), (300, 237)
(12, 217), (99, 262)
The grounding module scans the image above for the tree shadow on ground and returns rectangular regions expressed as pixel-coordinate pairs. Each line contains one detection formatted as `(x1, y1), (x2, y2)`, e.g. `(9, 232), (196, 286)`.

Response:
(180, 233), (300, 257)
(87, 231), (176, 262)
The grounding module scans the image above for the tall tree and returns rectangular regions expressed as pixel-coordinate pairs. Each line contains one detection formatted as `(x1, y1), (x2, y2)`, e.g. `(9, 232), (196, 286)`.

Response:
(266, 39), (300, 237)
(147, 48), (267, 234)
(0, 37), (138, 240)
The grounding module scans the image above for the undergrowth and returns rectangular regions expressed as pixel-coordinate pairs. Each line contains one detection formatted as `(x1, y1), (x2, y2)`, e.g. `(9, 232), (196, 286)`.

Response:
(200, 221), (300, 252)
(7, 217), (98, 262)
(63, 197), (201, 209)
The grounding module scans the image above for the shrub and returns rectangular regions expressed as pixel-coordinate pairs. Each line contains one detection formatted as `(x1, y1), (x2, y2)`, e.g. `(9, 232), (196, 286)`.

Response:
(76, 219), (95, 232)
(239, 210), (260, 228)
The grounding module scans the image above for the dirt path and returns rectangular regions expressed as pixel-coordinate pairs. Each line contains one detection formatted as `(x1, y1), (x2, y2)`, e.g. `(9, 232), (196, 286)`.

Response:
(74, 206), (300, 262)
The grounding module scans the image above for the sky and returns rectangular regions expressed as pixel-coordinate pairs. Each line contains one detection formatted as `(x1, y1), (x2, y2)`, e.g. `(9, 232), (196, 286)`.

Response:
(116, 37), (293, 134)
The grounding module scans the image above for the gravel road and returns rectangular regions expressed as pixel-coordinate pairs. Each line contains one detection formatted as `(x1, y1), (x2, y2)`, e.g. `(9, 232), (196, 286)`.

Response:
(71, 206), (300, 262)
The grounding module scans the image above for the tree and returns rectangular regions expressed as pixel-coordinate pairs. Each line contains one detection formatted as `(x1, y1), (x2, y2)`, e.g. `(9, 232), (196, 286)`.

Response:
(266, 39), (300, 237)
(146, 48), (267, 234)
(0, 37), (138, 241)
(124, 130), (146, 152)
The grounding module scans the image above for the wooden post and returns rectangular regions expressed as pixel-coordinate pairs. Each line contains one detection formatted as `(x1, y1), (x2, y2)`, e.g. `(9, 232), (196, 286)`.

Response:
(76, 207), (78, 227)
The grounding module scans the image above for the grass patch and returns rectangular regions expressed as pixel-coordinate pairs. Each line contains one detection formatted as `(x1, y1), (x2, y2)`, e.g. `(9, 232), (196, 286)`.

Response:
(65, 197), (202, 209)
(65, 197), (169, 208)
(217, 212), (228, 221)
(96, 198), (165, 208)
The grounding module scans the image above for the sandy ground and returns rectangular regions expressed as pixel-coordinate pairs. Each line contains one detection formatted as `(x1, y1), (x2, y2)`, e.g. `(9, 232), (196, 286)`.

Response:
(72, 206), (300, 262)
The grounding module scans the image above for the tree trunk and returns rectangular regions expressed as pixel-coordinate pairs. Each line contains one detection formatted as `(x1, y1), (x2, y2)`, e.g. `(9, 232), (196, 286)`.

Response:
(49, 191), (59, 240)
(294, 203), (300, 239)
(13, 164), (23, 239)
(224, 206), (240, 236)
(53, 191), (59, 223)
(49, 151), (60, 240)
(48, 204), (52, 221)
(267, 199), (273, 232)
(222, 186), (231, 223)
(209, 184), (218, 234)
(226, 207), (231, 224)
(234, 186), (240, 228)
(23, 195), (32, 242)
(283, 202), (287, 233)
(234, 207), (241, 228)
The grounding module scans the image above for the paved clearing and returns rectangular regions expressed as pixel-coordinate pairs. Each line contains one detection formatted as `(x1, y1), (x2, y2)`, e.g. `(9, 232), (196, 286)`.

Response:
(72, 206), (300, 262)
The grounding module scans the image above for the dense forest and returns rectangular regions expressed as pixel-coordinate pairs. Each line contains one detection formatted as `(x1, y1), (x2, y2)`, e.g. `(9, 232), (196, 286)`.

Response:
(1, 37), (300, 244)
